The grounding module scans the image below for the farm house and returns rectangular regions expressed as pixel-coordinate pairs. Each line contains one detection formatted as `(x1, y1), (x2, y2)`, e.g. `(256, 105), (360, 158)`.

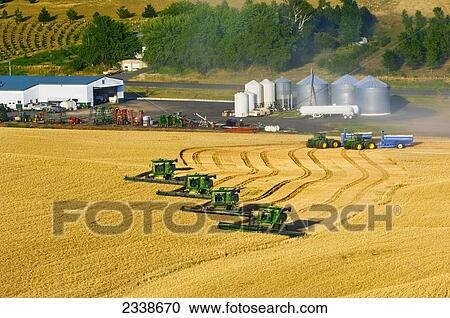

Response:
(0, 76), (124, 109)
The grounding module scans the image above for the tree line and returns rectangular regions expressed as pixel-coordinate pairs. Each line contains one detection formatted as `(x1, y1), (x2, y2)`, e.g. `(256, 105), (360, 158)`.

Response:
(140, 0), (377, 72)
(383, 7), (449, 70)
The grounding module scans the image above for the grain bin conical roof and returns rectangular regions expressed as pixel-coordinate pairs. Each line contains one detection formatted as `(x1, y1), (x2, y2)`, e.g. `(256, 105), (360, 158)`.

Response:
(355, 75), (389, 88)
(297, 75), (328, 85)
(332, 74), (358, 86)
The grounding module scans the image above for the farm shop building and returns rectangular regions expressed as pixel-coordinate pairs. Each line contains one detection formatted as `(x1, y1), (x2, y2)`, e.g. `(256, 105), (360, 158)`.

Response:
(0, 76), (124, 109)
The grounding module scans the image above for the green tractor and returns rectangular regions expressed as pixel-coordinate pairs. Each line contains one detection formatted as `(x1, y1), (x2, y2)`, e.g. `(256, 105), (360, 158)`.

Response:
(157, 173), (216, 199)
(124, 158), (192, 185)
(159, 113), (182, 128)
(181, 187), (242, 215)
(341, 129), (377, 150)
(306, 133), (341, 149)
(218, 205), (299, 236)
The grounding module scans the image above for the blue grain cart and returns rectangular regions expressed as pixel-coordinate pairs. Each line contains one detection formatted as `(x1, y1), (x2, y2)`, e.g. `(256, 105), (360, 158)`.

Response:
(377, 131), (414, 149)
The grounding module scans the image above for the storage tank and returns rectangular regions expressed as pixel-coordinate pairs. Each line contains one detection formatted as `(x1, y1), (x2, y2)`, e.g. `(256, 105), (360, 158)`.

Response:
(331, 74), (358, 105)
(234, 92), (249, 118)
(245, 91), (256, 112)
(355, 76), (391, 115)
(260, 79), (275, 108)
(275, 77), (292, 110)
(296, 75), (330, 107)
(244, 80), (264, 106)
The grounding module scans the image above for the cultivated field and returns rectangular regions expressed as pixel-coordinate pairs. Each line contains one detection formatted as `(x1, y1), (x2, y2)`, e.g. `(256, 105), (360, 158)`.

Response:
(0, 128), (449, 297)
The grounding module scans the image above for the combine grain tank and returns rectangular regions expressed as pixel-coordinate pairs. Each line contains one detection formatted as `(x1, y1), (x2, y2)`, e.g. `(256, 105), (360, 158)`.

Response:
(274, 77), (292, 110)
(296, 75), (330, 107)
(234, 92), (249, 118)
(244, 80), (264, 106)
(260, 79), (275, 108)
(246, 92), (256, 112)
(331, 74), (358, 105)
(355, 76), (391, 116)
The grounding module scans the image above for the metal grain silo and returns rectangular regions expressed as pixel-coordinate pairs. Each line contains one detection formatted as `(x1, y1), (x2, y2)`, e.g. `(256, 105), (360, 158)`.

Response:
(275, 76), (293, 110)
(244, 80), (263, 106)
(234, 92), (249, 117)
(260, 79), (275, 108)
(355, 76), (391, 115)
(331, 74), (358, 105)
(296, 75), (330, 107)
(245, 91), (256, 112)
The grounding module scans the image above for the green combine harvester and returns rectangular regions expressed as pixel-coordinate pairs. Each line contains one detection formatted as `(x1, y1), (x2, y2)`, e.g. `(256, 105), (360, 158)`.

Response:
(157, 173), (216, 199)
(181, 187), (242, 215)
(341, 129), (377, 150)
(218, 205), (303, 237)
(124, 158), (192, 185)
(306, 132), (341, 149)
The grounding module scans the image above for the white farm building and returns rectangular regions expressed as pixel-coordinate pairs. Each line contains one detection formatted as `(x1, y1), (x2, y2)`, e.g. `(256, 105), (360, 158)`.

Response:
(0, 75), (124, 110)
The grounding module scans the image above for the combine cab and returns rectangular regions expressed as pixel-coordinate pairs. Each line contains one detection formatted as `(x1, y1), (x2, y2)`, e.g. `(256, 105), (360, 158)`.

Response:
(181, 187), (242, 215)
(124, 158), (192, 185)
(378, 131), (414, 149)
(341, 128), (376, 150)
(218, 206), (301, 237)
(157, 173), (216, 199)
(307, 132), (341, 149)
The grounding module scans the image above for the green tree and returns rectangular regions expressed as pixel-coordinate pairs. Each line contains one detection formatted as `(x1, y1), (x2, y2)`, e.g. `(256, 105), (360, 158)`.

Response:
(1, 9), (7, 19)
(424, 7), (449, 68)
(397, 10), (427, 68)
(14, 8), (24, 23)
(314, 32), (337, 51)
(38, 7), (52, 22)
(142, 4), (157, 18)
(116, 6), (133, 19)
(66, 8), (79, 21)
(0, 105), (8, 123)
(77, 14), (141, 67)
(159, 1), (196, 16)
(338, 0), (362, 45)
(383, 49), (403, 71)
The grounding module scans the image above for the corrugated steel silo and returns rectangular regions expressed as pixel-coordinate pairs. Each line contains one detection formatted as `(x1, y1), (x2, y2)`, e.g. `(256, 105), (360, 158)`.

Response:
(244, 80), (264, 106)
(331, 74), (358, 105)
(234, 92), (249, 117)
(296, 75), (330, 107)
(260, 79), (275, 108)
(355, 76), (391, 115)
(275, 76), (292, 110)
(245, 91), (256, 112)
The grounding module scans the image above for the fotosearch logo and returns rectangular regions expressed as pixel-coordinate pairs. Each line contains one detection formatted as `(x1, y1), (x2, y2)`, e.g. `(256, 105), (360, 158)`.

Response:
(52, 201), (401, 236)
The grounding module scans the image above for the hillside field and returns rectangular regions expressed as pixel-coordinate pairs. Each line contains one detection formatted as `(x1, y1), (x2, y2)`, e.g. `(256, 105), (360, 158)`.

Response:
(0, 127), (449, 297)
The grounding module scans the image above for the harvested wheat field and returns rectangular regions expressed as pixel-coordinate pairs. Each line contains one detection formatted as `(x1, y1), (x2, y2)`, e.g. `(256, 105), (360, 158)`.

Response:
(0, 127), (449, 297)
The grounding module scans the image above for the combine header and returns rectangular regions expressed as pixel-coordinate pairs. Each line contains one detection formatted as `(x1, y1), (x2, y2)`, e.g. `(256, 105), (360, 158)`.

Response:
(157, 173), (216, 199)
(306, 132), (341, 149)
(124, 158), (192, 185)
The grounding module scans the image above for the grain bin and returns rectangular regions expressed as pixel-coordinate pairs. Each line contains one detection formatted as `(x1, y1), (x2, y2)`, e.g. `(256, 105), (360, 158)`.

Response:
(355, 76), (391, 116)
(331, 74), (358, 105)
(234, 92), (249, 118)
(275, 77), (292, 110)
(244, 80), (264, 106)
(296, 75), (330, 107)
(245, 92), (256, 112)
(260, 79), (275, 108)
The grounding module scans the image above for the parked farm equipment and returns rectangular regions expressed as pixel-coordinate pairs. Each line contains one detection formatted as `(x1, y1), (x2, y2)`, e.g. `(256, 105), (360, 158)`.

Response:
(124, 158), (192, 185)
(157, 173), (216, 199)
(306, 132), (341, 149)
